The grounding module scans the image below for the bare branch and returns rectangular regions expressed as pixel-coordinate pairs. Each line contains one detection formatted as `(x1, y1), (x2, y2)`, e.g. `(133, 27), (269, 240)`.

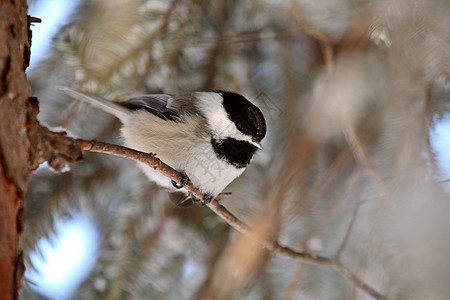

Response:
(341, 119), (386, 193)
(286, 0), (335, 76)
(282, 261), (305, 300)
(77, 139), (201, 199)
(334, 262), (388, 300)
(76, 139), (389, 300)
(302, 171), (363, 251)
(335, 200), (365, 259)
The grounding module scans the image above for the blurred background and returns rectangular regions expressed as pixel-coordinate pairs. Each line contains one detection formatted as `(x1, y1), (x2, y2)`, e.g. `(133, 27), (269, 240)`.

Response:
(21, 0), (450, 299)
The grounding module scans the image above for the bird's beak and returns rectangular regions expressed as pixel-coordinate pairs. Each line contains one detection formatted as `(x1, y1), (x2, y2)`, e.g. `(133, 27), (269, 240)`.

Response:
(250, 139), (263, 150)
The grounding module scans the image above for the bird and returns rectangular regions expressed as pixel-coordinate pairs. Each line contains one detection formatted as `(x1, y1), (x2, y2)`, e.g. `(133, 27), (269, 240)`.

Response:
(59, 87), (266, 205)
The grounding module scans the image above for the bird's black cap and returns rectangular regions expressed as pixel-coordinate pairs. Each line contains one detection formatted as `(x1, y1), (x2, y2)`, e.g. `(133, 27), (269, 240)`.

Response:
(218, 91), (267, 142)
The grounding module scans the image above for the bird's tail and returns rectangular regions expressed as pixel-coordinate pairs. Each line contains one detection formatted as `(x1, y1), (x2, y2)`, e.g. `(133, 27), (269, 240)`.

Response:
(58, 86), (129, 121)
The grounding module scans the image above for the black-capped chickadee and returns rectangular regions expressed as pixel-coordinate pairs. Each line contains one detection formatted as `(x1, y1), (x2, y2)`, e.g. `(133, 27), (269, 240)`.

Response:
(60, 87), (266, 204)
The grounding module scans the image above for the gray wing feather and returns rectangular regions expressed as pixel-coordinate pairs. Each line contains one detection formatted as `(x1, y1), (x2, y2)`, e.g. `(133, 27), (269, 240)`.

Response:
(121, 94), (181, 122)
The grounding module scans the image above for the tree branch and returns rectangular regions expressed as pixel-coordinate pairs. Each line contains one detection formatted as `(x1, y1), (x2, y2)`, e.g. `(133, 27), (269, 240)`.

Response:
(301, 171), (363, 251)
(75, 139), (388, 299)
(286, 0), (335, 76)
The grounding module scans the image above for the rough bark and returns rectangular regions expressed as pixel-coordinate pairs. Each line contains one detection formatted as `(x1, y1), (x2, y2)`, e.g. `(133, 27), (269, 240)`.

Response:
(0, 1), (82, 299)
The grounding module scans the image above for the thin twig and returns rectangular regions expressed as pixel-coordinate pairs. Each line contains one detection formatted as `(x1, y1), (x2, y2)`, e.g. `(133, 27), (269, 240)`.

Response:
(341, 119), (386, 194)
(286, 0), (333, 45)
(335, 200), (365, 259)
(286, 0), (335, 76)
(282, 261), (305, 300)
(302, 171), (363, 251)
(76, 139), (388, 300)
(28, 16), (42, 23)
(334, 262), (387, 300)
(305, 148), (352, 202)
(218, 192), (232, 196)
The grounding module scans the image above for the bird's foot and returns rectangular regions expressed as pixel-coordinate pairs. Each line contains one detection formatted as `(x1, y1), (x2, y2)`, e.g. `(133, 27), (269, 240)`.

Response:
(191, 194), (213, 207)
(171, 172), (190, 189)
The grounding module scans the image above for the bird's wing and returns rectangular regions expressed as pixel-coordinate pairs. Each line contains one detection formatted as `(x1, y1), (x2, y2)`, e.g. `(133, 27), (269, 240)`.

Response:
(120, 94), (180, 122)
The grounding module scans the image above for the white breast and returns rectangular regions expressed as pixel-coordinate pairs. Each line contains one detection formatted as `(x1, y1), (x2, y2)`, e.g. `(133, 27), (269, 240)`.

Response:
(120, 110), (245, 197)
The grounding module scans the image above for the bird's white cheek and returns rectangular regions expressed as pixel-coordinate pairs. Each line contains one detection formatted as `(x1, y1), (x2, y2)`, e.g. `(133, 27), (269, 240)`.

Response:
(195, 92), (243, 140)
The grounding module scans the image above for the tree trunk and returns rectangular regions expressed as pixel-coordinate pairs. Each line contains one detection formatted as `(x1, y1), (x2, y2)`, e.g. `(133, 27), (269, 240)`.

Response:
(0, 1), (33, 298)
(0, 2), (82, 298)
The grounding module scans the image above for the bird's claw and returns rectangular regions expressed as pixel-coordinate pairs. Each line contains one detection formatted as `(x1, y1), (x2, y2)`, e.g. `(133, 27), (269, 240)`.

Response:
(191, 194), (213, 207)
(171, 172), (190, 189)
